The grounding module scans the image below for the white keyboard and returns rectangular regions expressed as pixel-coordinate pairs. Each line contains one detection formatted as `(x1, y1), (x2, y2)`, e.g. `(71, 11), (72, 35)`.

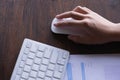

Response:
(10, 38), (69, 80)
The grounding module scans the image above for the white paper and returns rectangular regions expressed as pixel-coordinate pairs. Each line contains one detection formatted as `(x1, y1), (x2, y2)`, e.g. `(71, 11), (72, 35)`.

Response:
(64, 54), (120, 80)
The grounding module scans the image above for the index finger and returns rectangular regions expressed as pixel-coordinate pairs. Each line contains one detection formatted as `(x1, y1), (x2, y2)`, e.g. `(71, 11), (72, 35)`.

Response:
(56, 11), (86, 20)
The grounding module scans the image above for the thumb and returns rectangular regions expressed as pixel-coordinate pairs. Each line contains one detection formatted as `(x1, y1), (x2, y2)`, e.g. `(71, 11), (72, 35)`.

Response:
(68, 35), (79, 41)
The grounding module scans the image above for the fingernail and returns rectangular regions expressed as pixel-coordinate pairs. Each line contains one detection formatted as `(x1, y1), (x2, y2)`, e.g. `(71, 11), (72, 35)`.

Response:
(56, 15), (60, 18)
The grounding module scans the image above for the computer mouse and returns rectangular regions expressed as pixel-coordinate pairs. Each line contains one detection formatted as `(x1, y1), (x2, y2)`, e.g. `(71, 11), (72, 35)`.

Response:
(51, 18), (82, 35)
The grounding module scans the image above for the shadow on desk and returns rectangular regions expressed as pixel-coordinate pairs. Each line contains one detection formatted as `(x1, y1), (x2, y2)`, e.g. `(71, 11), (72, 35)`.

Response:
(52, 33), (120, 54)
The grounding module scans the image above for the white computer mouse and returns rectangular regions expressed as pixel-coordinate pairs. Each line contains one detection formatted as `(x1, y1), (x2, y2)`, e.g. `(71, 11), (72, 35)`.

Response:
(51, 18), (82, 35)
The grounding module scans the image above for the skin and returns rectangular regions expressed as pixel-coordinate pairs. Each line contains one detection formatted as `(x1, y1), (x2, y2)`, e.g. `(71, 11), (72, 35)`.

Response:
(54, 6), (120, 44)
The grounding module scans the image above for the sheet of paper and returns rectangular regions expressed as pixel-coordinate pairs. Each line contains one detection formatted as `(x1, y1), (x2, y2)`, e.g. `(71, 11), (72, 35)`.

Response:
(64, 54), (120, 80)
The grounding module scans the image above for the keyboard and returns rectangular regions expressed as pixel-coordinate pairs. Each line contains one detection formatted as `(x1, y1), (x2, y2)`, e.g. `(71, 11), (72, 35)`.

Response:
(10, 38), (69, 80)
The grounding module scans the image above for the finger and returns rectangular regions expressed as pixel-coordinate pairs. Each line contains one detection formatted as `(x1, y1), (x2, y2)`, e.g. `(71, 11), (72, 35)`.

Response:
(73, 6), (88, 14)
(54, 19), (85, 27)
(73, 6), (93, 14)
(68, 35), (82, 43)
(56, 11), (86, 20)
(68, 35), (89, 44)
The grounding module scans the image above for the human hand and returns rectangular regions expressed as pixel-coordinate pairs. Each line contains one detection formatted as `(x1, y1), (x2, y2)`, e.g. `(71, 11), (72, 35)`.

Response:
(54, 6), (117, 44)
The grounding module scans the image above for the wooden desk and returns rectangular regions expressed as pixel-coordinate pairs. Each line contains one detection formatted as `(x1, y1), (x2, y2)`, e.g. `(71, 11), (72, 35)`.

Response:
(0, 0), (120, 79)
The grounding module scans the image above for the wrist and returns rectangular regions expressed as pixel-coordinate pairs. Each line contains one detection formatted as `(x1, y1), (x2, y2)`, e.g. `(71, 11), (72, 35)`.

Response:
(110, 23), (120, 41)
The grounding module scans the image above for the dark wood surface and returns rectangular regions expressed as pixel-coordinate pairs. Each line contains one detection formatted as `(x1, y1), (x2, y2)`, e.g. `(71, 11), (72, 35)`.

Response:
(0, 0), (120, 80)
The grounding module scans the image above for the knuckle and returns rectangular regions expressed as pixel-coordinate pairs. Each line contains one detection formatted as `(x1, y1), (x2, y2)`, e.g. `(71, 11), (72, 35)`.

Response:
(70, 11), (75, 16)
(83, 19), (90, 25)
(76, 6), (81, 8)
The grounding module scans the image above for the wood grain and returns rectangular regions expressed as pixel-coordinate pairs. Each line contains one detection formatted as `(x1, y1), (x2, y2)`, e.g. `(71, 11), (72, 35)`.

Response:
(0, 0), (120, 79)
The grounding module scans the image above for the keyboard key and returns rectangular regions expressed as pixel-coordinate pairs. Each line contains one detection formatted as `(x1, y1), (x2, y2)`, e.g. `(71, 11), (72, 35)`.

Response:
(63, 52), (68, 59)
(26, 42), (32, 48)
(59, 66), (64, 72)
(30, 70), (37, 78)
(24, 48), (29, 54)
(50, 49), (59, 64)
(36, 51), (43, 58)
(38, 71), (45, 78)
(40, 65), (47, 72)
(53, 71), (62, 79)
(24, 65), (31, 72)
(44, 48), (52, 59)
(26, 58), (33, 66)
(19, 61), (25, 68)
(32, 64), (39, 71)
(28, 52), (35, 59)
(17, 67), (22, 75)
(21, 72), (29, 79)
(46, 70), (53, 77)
(48, 64), (55, 70)
(30, 44), (38, 53)
(42, 58), (49, 65)
(38, 44), (46, 52)
(57, 59), (65, 66)
(22, 54), (27, 61)
(45, 77), (51, 80)
(34, 57), (41, 64)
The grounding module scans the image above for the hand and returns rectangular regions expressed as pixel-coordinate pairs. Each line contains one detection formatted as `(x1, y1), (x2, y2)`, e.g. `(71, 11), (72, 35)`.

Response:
(54, 6), (117, 44)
